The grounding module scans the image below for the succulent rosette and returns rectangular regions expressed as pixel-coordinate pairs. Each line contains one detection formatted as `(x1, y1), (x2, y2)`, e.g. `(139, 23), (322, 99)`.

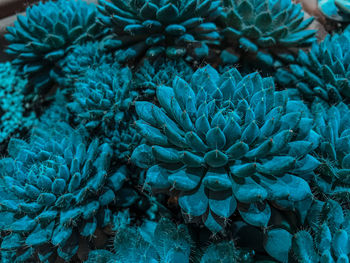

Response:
(5, 0), (107, 97)
(134, 58), (193, 98)
(292, 199), (350, 263)
(86, 218), (249, 263)
(263, 199), (350, 262)
(0, 121), (127, 262)
(219, 0), (316, 66)
(276, 26), (350, 104)
(97, 0), (222, 61)
(132, 65), (320, 232)
(56, 41), (113, 87)
(68, 62), (141, 162)
(312, 102), (350, 199)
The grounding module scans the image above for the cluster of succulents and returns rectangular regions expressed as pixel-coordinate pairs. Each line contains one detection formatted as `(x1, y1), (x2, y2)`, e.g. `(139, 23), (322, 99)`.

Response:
(86, 218), (251, 263)
(56, 41), (113, 87)
(276, 25), (350, 104)
(293, 199), (350, 262)
(1, 0), (350, 262)
(67, 62), (141, 162)
(219, 0), (316, 67)
(263, 199), (350, 262)
(5, 0), (107, 98)
(312, 102), (350, 199)
(134, 58), (193, 98)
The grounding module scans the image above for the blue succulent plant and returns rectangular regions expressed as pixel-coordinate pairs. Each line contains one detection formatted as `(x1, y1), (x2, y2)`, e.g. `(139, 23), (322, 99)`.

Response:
(131, 65), (320, 232)
(86, 218), (192, 263)
(276, 26), (350, 104)
(5, 0), (107, 97)
(68, 62), (141, 162)
(0, 62), (36, 147)
(85, 218), (250, 263)
(219, 0), (316, 66)
(312, 102), (350, 199)
(0, 120), (128, 262)
(56, 41), (113, 87)
(135, 58), (193, 98)
(97, 0), (222, 62)
(292, 199), (350, 263)
(318, 0), (350, 23)
(263, 199), (350, 263)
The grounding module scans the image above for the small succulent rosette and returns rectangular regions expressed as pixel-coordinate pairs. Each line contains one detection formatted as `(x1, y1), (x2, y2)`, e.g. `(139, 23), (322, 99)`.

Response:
(219, 0), (316, 66)
(5, 0), (107, 96)
(276, 26), (350, 104)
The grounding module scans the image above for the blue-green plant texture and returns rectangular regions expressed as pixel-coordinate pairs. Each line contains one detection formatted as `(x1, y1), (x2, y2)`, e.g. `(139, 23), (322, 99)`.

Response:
(68, 62), (141, 162)
(5, 0), (107, 97)
(56, 41), (113, 87)
(276, 26), (350, 104)
(0, 62), (36, 146)
(292, 199), (350, 262)
(2, 0), (350, 262)
(132, 65), (320, 232)
(312, 101), (350, 199)
(97, 0), (222, 61)
(0, 120), (128, 262)
(219, 0), (316, 66)
(85, 218), (250, 263)
(318, 0), (350, 23)
(134, 58), (193, 98)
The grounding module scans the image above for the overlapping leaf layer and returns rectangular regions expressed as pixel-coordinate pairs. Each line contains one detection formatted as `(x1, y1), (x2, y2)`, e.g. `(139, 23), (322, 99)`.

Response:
(97, 0), (222, 61)
(276, 26), (350, 104)
(5, 0), (106, 96)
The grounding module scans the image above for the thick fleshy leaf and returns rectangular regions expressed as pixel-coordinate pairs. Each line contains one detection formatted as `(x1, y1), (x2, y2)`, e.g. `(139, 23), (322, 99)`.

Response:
(131, 144), (155, 169)
(292, 231), (319, 262)
(239, 203), (271, 227)
(204, 150), (228, 168)
(179, 184), (208, 217)
(203, 211), (223, 233)
(25, 221), (55, 246)
(257, 156), (296, 176)
(208, 190), (236, 218)
(1, 233), (24, 250)
(146, 165), (171, 189)
(232, 177), (268, 203)
(168, 169), (201, 191)
(203, 168), (232, 191)
(264, 228), (292, 262)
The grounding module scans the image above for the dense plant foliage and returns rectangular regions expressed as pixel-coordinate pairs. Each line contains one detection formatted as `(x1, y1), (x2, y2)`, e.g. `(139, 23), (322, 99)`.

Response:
(0, 0), (350, 262)
(219, 0), (316, 66)
(5, 0), (106, 98)
(67, 62), (140, 162)
(97, 0), (222, 61)
(0, 119), (128, 261)
(0, 62), (35, 148)
(276, 26), (350, 104)
(132, 65), (319, 232)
